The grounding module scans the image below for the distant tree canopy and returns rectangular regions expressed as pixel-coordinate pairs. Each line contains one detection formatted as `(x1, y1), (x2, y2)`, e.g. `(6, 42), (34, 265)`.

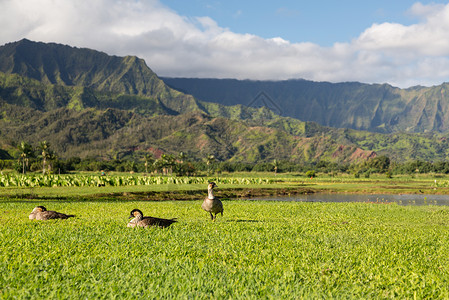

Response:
(0, 148), (12, 159)
(3, 140), (449, 176)
(365, 155), (391, 172)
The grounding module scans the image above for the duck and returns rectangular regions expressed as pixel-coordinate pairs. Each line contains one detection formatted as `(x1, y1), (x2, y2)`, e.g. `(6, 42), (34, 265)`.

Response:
(29, 206), (75, 220)
(201, 182), (223, 220)
(127, 209), (177, 228)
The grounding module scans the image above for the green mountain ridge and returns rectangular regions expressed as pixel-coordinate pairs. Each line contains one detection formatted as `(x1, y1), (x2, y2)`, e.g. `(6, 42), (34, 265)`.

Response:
(162, 77), (449, 133)
(0, 99), (381, 163)
(0, 68), (376, 163)
(0, 39), (448, 164)
(3, 96), (449, 163)
(0, 69), (281, 121)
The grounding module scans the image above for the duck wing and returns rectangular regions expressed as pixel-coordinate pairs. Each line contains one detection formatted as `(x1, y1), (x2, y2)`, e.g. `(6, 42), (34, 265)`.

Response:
(37, 211), (75, 220)
(139, 216), (177, 228)
(201, 197), (214, 212)
(211, 199), (224, 214)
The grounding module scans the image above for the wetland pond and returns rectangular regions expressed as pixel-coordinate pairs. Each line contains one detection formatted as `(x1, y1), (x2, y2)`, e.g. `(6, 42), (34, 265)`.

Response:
(250, 194), (449, 206)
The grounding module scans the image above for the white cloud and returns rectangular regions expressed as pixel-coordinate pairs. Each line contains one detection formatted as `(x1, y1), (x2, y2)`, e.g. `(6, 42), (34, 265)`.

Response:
(408, 2), (446, 19)
(1, 0), (449, 88)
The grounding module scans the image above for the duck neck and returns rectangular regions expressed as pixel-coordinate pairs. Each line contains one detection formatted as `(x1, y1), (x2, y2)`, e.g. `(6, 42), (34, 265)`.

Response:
(208, 188), (215, 200)
(130, 214), (143, 223)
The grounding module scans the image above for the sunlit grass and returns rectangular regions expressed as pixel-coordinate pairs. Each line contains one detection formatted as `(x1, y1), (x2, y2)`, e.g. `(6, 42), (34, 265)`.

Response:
(1, 200), (449, 298)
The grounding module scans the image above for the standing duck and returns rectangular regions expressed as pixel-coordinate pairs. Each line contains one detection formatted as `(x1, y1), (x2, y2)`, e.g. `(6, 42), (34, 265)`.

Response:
(127, 209), (177, 228)
(201, 182), (223, 220)
(29, 206), (75, 220)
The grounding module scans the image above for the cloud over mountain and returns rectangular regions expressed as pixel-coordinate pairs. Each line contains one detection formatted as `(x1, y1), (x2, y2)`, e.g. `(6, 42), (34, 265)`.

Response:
(1, 0), (449, 87)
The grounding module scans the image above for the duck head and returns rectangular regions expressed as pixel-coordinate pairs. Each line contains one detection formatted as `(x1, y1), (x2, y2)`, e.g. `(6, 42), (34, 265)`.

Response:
(31, 206), (47, 213)
(129, 209), (144, 219)
(208, 182), (218, 190)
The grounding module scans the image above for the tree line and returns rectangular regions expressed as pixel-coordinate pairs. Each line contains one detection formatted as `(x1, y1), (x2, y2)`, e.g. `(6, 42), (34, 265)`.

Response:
(1, 142), (449, 176)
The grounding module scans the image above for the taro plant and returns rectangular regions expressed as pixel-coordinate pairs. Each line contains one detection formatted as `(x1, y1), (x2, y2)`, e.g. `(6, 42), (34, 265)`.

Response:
(0, 174), (274, 187)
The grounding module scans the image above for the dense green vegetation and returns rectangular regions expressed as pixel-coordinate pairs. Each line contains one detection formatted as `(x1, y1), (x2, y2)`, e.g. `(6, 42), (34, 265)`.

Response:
(1, 200), (449, 298)
(3, 146), (449, 181)
(162, 77), (449, 133)
(0, 170), (448, 200)
(0, 174), (273, 188)
(0, 39), (278, 120)
(2, 39), (449, 164)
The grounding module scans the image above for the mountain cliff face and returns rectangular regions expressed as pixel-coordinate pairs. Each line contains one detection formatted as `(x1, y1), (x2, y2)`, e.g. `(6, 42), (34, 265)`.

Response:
(0, 39), (162, 95)
(162, 77), (449, 133)
(0, 40), (287, 120)
(1, 39), (448, 163)
(0, 39), (208, 114)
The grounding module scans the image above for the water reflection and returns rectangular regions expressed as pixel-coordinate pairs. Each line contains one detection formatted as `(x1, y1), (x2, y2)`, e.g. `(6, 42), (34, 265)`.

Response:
(249, 194), (449, 206)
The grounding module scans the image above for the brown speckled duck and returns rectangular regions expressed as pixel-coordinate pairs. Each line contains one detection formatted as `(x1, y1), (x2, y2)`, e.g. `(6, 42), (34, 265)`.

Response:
(201, 182), (223, 220)
(127, 209), (177, 228)
(29, 206), (75, 220)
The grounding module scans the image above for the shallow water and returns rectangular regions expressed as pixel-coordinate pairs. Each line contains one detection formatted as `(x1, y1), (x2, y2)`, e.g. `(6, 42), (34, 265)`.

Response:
(249, 194), (449, 206)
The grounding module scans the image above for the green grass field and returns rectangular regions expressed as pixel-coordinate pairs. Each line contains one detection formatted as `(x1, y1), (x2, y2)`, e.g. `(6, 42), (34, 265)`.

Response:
(1, 199), (449, 298)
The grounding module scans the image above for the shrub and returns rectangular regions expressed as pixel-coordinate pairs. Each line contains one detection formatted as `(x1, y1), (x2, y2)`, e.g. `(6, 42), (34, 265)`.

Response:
(305, 170), (316, 178)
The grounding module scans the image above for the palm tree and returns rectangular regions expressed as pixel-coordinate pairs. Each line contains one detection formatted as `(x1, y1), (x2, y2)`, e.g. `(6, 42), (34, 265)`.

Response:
(178, 151), (187, 164)
(272, 159), (279, 176)
(46, 148), (57, 174)
(161, 154), (176, 175)
(39, 141), (51, 175)
(205, 154), (215, 175)
(153, 159), (163, 174)
(18, 141), (33, 174)
(144, 153), (154, 174)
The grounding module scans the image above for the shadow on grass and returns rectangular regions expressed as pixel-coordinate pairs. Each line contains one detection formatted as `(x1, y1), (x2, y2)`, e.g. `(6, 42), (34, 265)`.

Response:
(227, 219), (261, 223)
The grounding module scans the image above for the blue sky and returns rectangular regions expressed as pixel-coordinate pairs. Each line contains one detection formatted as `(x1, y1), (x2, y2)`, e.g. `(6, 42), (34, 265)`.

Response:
(161, 0), (445, 45)
(2, 0), (449, 88)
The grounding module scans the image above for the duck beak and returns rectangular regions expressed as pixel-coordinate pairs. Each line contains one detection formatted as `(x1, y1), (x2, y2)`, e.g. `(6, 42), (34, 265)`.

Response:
(128, 214), (134, 219)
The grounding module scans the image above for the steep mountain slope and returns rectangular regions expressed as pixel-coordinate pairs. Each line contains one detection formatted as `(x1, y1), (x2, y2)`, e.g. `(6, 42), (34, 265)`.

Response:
(2, 98), (449, 163)
(0, 39), (207, 114)
(0, 72), (177, 115)
(1, 39), (448, 164)
(162, 77), (449, 133)
(0, 39), (163, 95)
(0, 70), (284, 122)
(0, 99), (379, 162)
(4, 39), (449, 135)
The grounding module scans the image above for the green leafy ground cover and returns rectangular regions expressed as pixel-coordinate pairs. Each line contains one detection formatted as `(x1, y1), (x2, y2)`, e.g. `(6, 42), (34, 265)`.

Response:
(1, 173), (449, 199)
(1, 200), (449, 298)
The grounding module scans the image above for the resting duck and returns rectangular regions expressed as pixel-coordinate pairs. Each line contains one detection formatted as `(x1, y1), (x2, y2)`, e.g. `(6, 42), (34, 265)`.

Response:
(201, 182), (223, 220)
(127, 209), (177, 228)
(29, 206), (75, 220)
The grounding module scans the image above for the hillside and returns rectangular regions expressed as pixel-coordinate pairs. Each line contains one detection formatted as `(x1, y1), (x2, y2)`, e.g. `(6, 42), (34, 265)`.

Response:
(1, 39), (449, 164)
(0, 39), (210, 115)
(0, 68), (377, 163)
(2, 96), (449, 163)
(0, 98), (378, 162)
(162, 77), (449, 133)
